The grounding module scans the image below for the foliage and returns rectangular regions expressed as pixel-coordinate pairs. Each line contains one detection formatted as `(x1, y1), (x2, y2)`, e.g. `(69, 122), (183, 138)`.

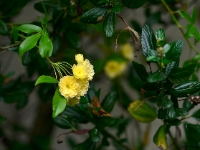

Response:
(1, 0), (200, 150)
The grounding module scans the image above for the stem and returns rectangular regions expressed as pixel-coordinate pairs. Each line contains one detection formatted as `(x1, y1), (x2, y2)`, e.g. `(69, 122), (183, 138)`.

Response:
(160, 0), (199, 54)
(0, 43), (21, 54)
(168, 129), (180, 150)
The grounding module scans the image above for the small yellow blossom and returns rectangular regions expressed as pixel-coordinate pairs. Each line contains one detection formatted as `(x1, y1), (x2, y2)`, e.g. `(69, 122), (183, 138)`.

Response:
(121, 43), (134, 61)
(75, 54), (84, 63)
(72, 57), (94, 80)
(59, 76), (80, 99)
(104, 60), (126, 79)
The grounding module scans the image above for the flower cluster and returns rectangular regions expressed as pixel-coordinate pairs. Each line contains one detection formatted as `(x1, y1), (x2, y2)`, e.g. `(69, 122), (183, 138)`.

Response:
(58, 54), (94, 106)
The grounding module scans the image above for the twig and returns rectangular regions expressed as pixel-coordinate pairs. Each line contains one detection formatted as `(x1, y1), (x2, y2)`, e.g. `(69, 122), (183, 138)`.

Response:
(168, 129), (180, 150)
(160, 0), (200, 54)
(0, 43), (21, 54)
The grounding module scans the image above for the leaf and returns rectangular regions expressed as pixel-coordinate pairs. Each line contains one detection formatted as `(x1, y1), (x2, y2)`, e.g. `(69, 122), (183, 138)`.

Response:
(170, 81), (200, 97)
(153, 125), (168, 150)
(191, 109), (200, 121)
(89, 128), (100, 143)
(39, 33), (53, 58)
(141, 24), (156, 57)
(184, 123), (200, 147)
(17, 24), (42, 34)
(74, 138), (96, 150)
(103, 11), (115, 38)
(35, 75), (58, 85)
(155, 28), (165, 46)
(0, 19), (8, 35)
(184, 24), (200, 44)
(112, 5), (123, 13)
(158, 107), (176, 120)
(168, 63), (196, 83)
(157, 95), (173, 109)
(192, 8), (198, 24)
(166, 118), (181, 126)
(183, 100), (195, 111)
(64, 31), (81, 48)
(128, 100), (157, 123)
(53, 115), (74, 129)
(52, 88), (67, 118)
(175, 108), (188, 117)
(164, 61), (179, 76)
(165, 40), (183, 61)
(80, 7), (107, 24)
(147, 71), (166, 83)
(19, 33), (41, 57)
(132, 61), (148, 82)
(96, 117), (115, 130)
(22, 48), (37, 66)
(179, 10), (193, 23)
(121, 0), (147, 9)
(101, 91), (117, 113)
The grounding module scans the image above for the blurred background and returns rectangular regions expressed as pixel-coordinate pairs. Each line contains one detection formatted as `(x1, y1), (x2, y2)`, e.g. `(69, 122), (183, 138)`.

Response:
(0, 0), (200, 150)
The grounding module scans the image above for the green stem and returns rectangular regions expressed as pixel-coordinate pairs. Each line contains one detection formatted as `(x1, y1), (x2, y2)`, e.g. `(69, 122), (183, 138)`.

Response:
(161, 0), (199, 54)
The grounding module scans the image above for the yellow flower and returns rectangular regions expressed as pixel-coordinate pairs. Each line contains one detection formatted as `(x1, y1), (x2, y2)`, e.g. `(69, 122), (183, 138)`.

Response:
(121, 43), (134, 61)
(59, 76), (80, 99)
(75, 54), (84, 63)
(72, 56), (94, 80)
(104, 60), (126, 79)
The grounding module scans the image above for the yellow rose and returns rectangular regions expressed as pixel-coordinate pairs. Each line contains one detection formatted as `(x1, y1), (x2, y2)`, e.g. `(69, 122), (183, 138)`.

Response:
(104, 60), (126, 79)
(121, 43), (134, 61)
(75, 54), (84, 63)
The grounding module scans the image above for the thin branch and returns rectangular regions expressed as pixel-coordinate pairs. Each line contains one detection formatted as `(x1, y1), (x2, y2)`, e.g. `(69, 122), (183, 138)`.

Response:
(0, 43), (21, 54)
(160, 0), (200, 54)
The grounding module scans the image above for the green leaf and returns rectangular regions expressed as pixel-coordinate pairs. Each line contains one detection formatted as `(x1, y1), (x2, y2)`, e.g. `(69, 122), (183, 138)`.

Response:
(153, 125), (168, 150)
(17, 24), (42, 34)
(175, 108), (188, 117)
(158, 107), (176, 120)
(157, 95), (173, 109)
(103, 11), (115, 38)
(39, 33), (53, 58)
(183, 100), (195, 111)
(122, 0), (147, 9)
(147, 71), (166, 83)
(156, 28), (165, 46)
(22, 48), (37, 66)
(170, 81), (200, 97)
(128, 100), (157, 123)
(12, 28), (19, 41)
(65, 31), (81, 48)
(192, 109), (200, 121)
(19, 33), (41, 57)
(164, 61), (179, 76)
(192, 8), (198, 24)
(74, 138), (96, 150)
(168, 63), (196, 83)
(0, 19), (8, 35)
(96, 117), (115, 130)
(112, 5), (123, 13)
(89, 128), (100, 143)
(53, 115), (74, 129)
(179, 10), (193, 23)
(165, 40), (183, 61)
(101, 91), (117, 113)
(184, 123), (200, 147)
(166, 118), (181, 126)
(80, 7), (107, 24)
(184, 24), (200, 44)
(132, 61), (148, 82)
(141, 24), (156, 57)
(35, 75), (58, 85)
(52, 88), (67, 118)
